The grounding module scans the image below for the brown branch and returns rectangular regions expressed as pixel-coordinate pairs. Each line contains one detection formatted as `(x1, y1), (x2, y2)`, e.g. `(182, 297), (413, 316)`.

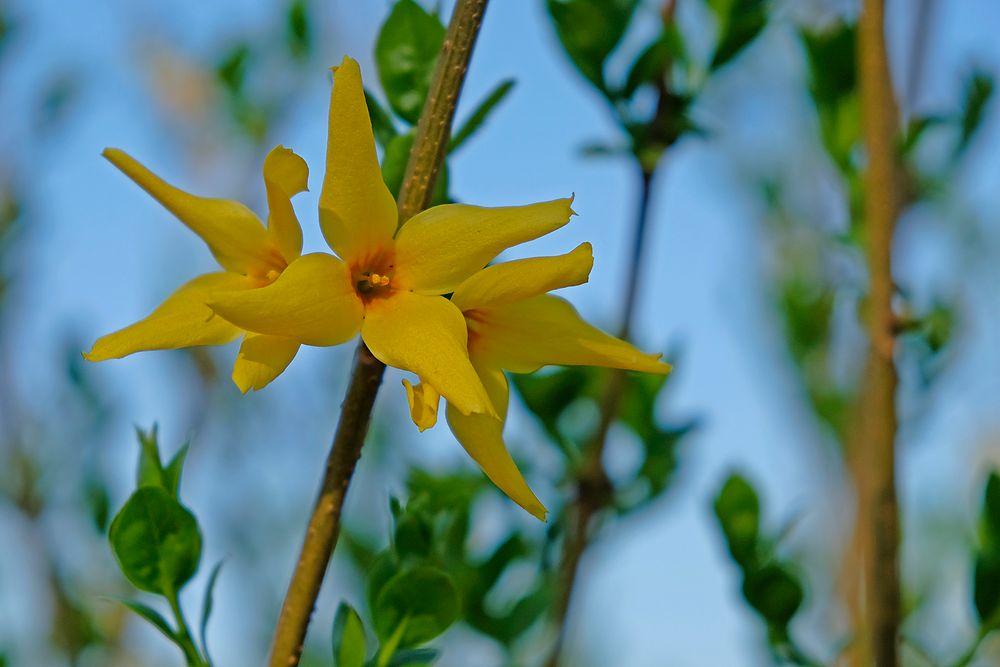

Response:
(266, 2), (489, 665)
(546, 166), (655, 667)
(856, 1), (902, 665)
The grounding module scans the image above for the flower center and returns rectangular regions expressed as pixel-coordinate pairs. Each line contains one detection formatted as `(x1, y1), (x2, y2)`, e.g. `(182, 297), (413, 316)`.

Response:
(357, 271), (392, 293)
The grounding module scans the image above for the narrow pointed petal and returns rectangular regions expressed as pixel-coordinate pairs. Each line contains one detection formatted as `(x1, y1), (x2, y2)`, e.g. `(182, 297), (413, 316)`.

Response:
(446, 363), (547, 521)
(319, 56), (398, 263)
(263, 145), (308, 263)
(393, 197), (575, 294)
(451, 243), (593, 312)
(470, 295), (672, 374)
(103, 148), (284, 277)
(208, 253), (363, 347)
(361, 291), (496, 417)
(85, 272), (252, 361)
(231, 333), (300, 394)
(402, 379), (440, 431)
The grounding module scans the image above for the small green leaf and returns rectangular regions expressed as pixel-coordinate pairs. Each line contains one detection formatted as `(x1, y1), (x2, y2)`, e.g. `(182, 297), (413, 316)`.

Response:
(376, 618), (409, 667)
(710, 0), (768, 71)
(332, 602), (367, 667)
(366, 89), (399, 147)
(713, 473), (760, 567)
(546, 0), (638, 94)
(109, 487), (202, 596)
(120, 599), (177, 641)
(449, 79), (516, 153)
(164, 443), (189, 499)
(286, 0), (312, 59)
(957, 71), (994, 154)
(217, 43), (251, 95)
(387, 648), (439, 666)
(622, 30), (683, 99)
(199, 559), (225, 665)
(381, 132), (415, 198)
(373, 566), (459, 648)
(136, 425), (165, 490)
(375, 0), (446, 124)
(801, 24), (856, 106)
(741, 563), (803, 635)
(394, 514), (432, 559)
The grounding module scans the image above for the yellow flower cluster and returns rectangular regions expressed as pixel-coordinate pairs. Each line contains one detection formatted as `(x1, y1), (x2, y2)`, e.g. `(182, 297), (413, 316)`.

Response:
(87, 57), (670, 520)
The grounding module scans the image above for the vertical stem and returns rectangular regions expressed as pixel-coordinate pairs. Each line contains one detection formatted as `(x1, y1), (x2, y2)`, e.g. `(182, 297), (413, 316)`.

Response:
(546, 165), (655, 667)
(858, 0), (902, 665)
(168, 592), (206, 667)
(266, 2), (489, 666)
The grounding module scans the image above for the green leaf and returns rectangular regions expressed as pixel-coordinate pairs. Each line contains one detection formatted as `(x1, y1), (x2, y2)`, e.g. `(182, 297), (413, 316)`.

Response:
(109, 487), (202, 597)
(801, 24), (856, 106)
(546, 0), (639, 94)
(976, 472), (1000, 623)
(713, 474), (760, 567)
(449, 79), (515, 153)
(373, 566), (459, 648)
(286, 0), (312, 59)
(164, 443), (189, 499)
(120, 599), (177, 642)
(741, 562), (803, 635)
(394, 513), (433, 559)
(622, 29), (684, 99)
(136, 425), (165, 490)
(376, 618), (409, 667)
(709, 0), (768, 71)
(332, 603), (367, 667)
(381, 132), (415, 198)
(975, 551), (1000, 623)
(375, 0), (446, 124)
(366, 89), (399, 147)
(387, 648), (439, 666)
(199, 559), (225, 665)
(217, 43), (251, 95)
(957, 71), (994, 154)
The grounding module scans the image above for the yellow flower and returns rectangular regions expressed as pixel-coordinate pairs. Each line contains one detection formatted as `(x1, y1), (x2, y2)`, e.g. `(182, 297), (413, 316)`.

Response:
(85, 143), (311, 393)
(402, 244), (672, 521)
(205, 56), (574, 418)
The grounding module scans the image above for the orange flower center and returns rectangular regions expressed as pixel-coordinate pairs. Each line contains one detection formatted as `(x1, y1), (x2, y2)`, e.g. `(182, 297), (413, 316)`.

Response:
(351, 249), (396, 302)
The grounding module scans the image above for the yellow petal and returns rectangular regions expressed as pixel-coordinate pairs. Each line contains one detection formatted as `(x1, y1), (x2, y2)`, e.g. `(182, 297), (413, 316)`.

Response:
(451, 242), (593, 312)
(402, 379), (440, 431)
(446, 362), (547, 521)
(360, 291), (496, 417)
(469, 295), (672, 374)
(208, 253), (364, 347)
(85, 272), (252, 361)
(319, 56), (398, 264)
(393, 197), (576, 294)
(231, 333), (300, 394)
(263, 145), (308, 263)
(103, 148), (284, 277)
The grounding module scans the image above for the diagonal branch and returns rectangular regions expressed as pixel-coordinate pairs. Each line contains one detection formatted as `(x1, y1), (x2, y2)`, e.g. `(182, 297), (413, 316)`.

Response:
(266, 2), (490, 665)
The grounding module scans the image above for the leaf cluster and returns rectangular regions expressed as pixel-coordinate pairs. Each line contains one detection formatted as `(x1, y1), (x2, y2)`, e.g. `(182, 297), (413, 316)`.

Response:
(712, 473), (818, 666)
(546, 0), (771, 170)
(366, 0), (516, 204)
(108, 427), (222, 667)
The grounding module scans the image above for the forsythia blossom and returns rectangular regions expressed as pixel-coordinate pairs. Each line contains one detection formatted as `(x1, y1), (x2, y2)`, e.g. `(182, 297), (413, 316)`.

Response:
(87, 56), (670, 520)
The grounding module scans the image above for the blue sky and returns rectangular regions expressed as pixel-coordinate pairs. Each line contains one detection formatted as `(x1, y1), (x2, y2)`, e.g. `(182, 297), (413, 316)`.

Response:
(3, 0), (1000, 665)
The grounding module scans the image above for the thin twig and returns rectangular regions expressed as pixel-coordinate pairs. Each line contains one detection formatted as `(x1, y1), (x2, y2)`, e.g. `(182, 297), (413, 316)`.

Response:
(546, 166), (656, 667)
(266, 2), (489, 665)
(857, 1), (902, 666)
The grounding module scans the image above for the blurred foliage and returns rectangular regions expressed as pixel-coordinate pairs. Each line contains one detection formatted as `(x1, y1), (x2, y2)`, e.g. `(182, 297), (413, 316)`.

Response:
(109, 427), (219, 667)
(712, 474), (818, 666)
(366, 0), (515, 205)
(546, 0), (771, 172)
